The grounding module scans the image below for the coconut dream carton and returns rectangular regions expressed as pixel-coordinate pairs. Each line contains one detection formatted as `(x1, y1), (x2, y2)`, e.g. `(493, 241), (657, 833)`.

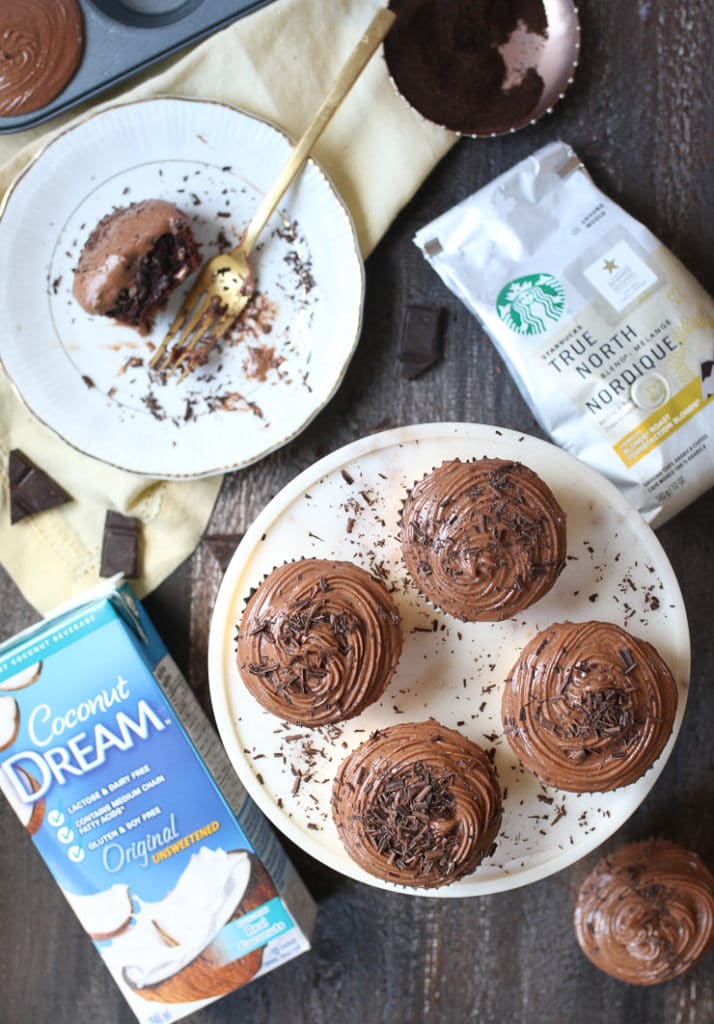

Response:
(0, 579), (316, 1023)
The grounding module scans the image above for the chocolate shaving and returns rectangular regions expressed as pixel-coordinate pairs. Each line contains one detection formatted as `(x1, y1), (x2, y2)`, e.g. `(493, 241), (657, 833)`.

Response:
(619, 648), (637, 674)
(361, 761), (459, 879)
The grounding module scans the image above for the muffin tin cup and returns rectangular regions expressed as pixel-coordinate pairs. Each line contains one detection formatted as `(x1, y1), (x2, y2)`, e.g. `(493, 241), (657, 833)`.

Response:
(0, 0), (277, 134)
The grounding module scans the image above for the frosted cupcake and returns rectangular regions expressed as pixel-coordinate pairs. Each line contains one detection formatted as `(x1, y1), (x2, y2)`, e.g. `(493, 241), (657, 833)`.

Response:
(575, 840), (714, 984)
(332, 721), (502, 889)
(400, 458), (566, 621)
(235, 559), (402, 727)
(502, 620), (678, 792)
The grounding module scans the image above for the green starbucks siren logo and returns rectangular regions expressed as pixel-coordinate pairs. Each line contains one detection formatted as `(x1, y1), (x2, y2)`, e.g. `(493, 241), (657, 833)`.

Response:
(496, 273), (566, 335)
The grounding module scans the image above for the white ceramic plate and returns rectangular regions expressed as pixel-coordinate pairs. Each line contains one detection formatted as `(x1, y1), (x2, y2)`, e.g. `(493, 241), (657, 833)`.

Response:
(0, 97), (364, 478)
(208, 423), (690, 897)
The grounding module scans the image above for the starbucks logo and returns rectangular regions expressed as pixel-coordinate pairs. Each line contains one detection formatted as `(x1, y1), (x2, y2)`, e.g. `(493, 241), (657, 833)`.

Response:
(496, 273), (566, 335)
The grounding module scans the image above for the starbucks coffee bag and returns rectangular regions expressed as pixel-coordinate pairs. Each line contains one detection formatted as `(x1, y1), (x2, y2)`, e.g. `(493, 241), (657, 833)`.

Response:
(415, 141), (714, 526)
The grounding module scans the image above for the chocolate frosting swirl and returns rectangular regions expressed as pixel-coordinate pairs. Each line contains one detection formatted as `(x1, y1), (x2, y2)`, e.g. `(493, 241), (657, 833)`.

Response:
(575, 840), (714, 984)
(73, 201), (190, 315)
(502, 620), (678, 792)
(236, 559), (402, 726)
(0, 0), (83, 117)
(332, 721), (502, 888)
(400, 458), (566, 621)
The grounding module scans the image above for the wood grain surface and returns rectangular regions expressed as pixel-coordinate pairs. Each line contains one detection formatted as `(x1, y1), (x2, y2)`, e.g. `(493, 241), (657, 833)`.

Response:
(2, 2), (714, 1022)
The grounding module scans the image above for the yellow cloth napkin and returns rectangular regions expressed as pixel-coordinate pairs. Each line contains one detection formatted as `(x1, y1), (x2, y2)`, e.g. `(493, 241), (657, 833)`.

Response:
(0, 0), (456, 615)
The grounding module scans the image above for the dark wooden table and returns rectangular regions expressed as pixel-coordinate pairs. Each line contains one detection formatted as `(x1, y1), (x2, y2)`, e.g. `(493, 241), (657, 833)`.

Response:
(2, 2), (714, 1022)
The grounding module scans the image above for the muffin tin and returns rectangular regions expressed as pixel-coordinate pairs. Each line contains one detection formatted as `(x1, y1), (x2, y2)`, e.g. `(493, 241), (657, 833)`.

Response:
(0, 0), (276, 134)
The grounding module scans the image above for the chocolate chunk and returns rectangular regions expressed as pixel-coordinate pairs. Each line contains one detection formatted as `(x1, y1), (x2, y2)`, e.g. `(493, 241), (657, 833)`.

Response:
(8, 449), (71, 524)
(397, 304), (443, 379)
(204, 533), (243, 572)
(100, 511), (140, 578)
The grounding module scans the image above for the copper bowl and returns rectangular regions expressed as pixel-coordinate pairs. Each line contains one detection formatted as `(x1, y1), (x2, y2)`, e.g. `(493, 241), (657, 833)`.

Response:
(384, 0), (581, 138)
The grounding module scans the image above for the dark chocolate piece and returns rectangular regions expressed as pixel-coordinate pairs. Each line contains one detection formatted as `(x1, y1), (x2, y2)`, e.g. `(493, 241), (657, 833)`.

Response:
(398, 304), (443, 380)
(204, 533), (243, 572)
(8, 449), (71, 524)
(100, 511), (140, 578)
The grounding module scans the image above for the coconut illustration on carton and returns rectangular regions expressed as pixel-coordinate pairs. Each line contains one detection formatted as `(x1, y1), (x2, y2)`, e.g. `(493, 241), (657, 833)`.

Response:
(0, 758), (46, 835)
(0, 695), (20, 751)
(0, 661), (42, 692)
(75, 846), (277, 1004)
(0, 693), (46, 835)
(65, 884), (134, 941)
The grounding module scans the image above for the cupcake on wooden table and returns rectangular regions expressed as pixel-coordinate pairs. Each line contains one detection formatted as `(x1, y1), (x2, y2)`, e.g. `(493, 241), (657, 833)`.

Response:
(574, 840), (714, 984)
(400, 458), (566, 622)
(235, 559), (402, 727)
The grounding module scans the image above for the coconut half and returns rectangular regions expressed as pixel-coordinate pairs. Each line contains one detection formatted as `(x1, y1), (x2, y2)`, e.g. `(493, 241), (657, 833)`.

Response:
(109, 847), (277, 1003)
(0, 661), (42, 692)
(0, 695), (20, 751)
(64, 884), (134, 941)
(0, 763), (45, 835)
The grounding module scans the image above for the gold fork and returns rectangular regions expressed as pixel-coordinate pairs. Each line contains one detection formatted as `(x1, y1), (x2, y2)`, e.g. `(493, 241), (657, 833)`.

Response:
(149, 6), (396, 379)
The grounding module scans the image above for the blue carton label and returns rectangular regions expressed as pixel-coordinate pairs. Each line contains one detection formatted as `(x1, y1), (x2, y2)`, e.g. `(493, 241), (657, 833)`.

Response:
(0, 583), (305, 1023)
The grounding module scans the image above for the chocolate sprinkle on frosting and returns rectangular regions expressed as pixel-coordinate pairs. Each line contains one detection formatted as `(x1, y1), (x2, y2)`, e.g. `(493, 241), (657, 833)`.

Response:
(400, 458), (566, 622)
(236, 559), (402, 727)
(575, 840), (714, 985)
(332, 721), (502, 888)
(502, 620), (678, 792)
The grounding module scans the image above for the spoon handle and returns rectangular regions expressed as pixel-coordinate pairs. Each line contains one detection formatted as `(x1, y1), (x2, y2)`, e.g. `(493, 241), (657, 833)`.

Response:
(239, 6), (396, 254)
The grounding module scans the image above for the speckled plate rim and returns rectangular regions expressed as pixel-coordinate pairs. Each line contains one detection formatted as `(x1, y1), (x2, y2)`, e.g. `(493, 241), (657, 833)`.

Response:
(0, 95), (365, 479)
(208, 422), (690, 898)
